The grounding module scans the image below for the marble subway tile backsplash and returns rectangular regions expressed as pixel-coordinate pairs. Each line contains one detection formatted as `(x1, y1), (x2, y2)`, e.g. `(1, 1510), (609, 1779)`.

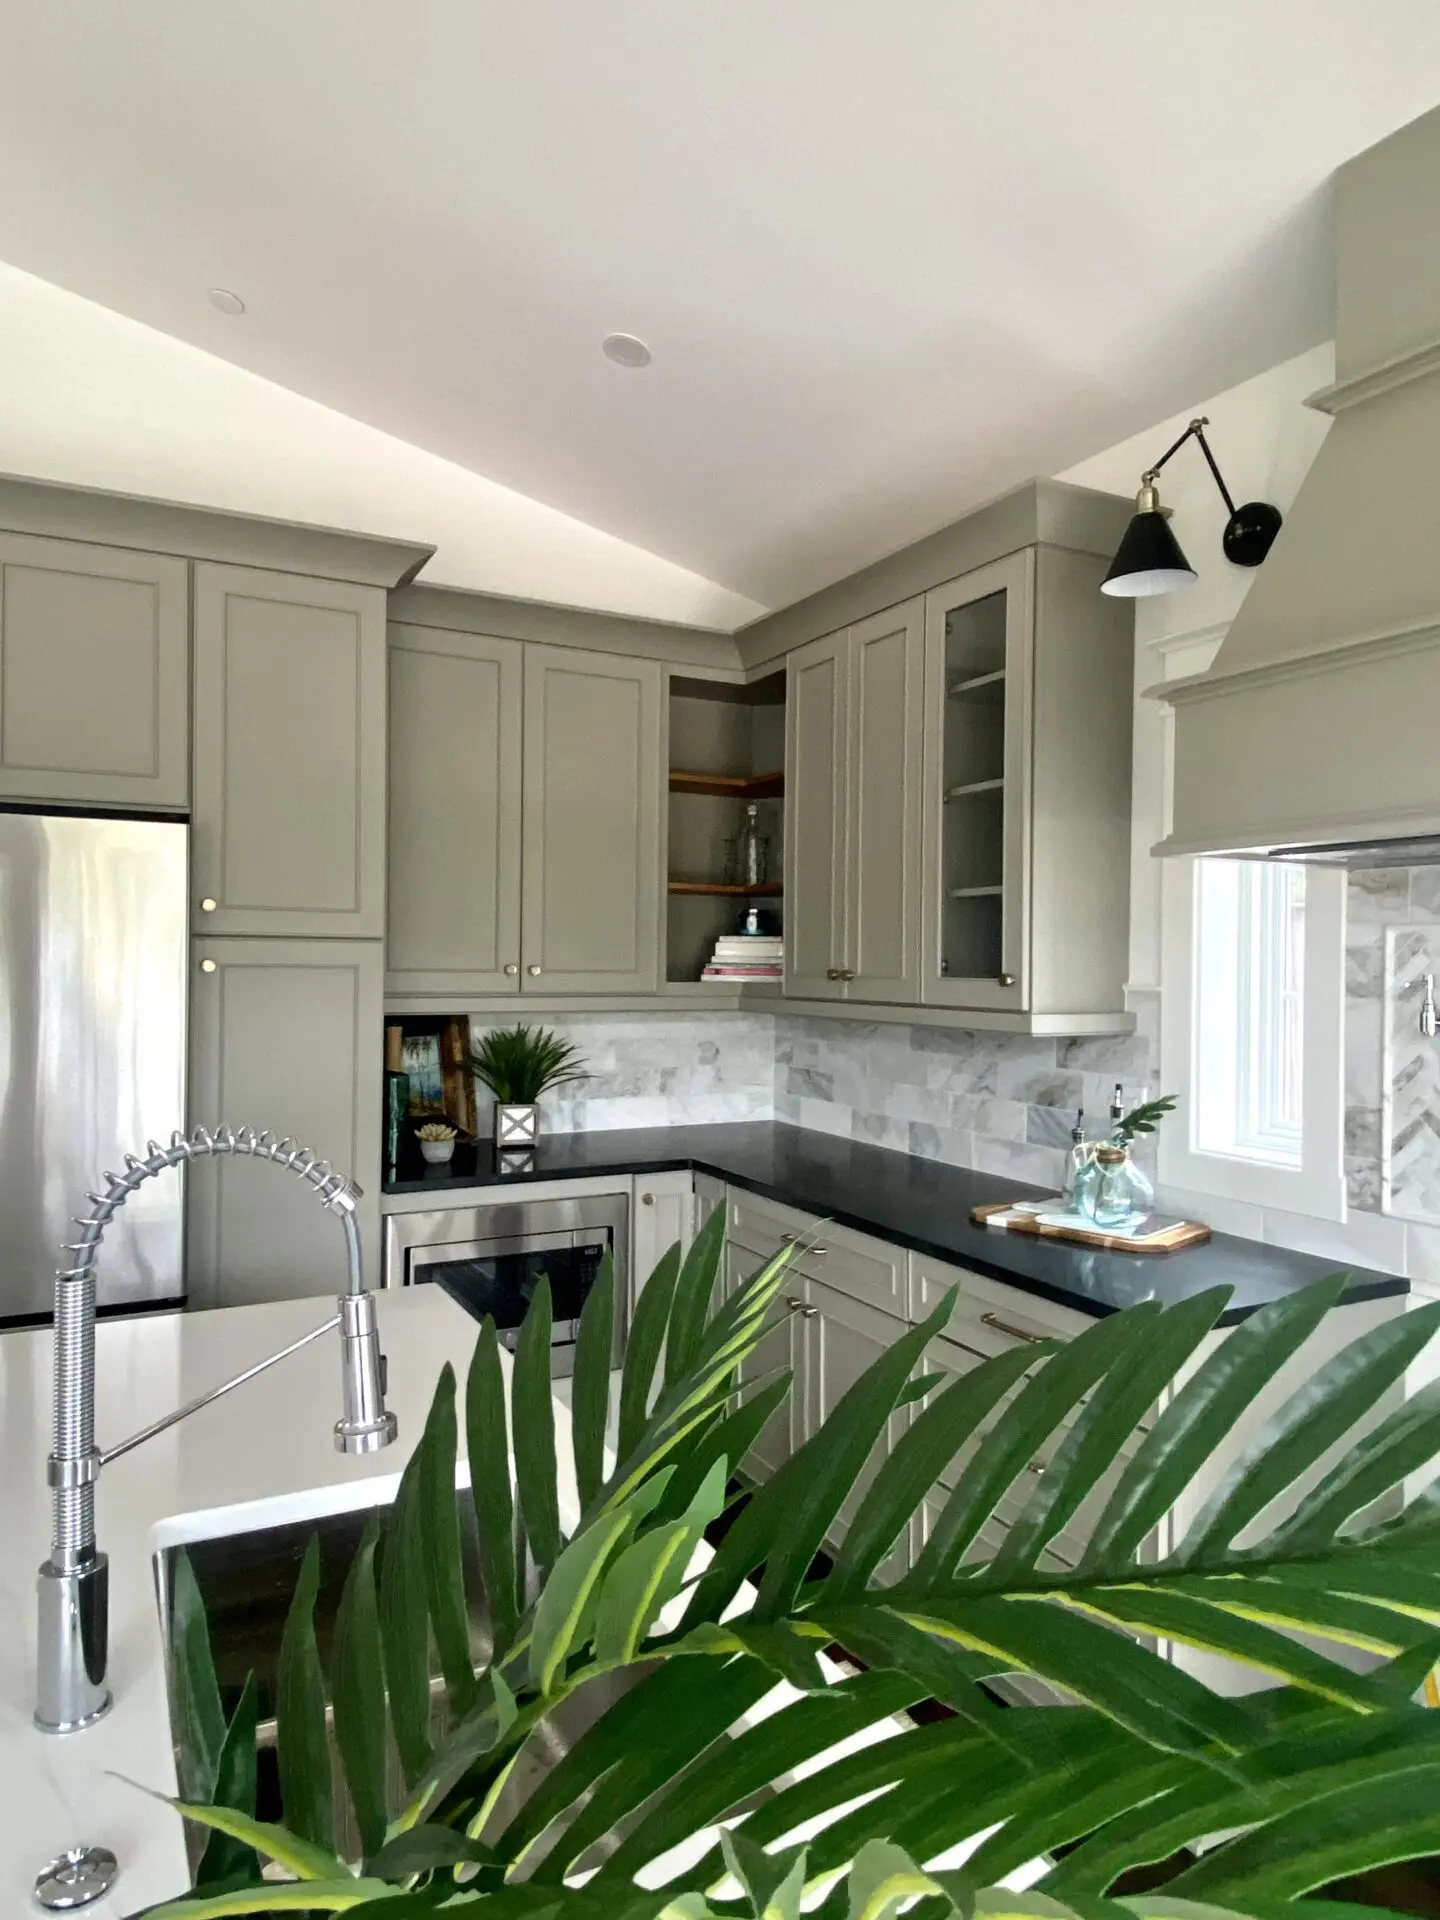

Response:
(773, 1016), (1156, 1187)
(465, 1011), (777, 1134)
(462, 1005), (1158, 1184)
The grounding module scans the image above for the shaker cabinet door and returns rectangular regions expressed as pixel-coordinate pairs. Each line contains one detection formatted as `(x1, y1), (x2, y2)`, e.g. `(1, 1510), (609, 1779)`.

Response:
(846, 599), (925, 1004)
(186, 938), (383, 1308)
(799, 1277), (910, 1569)
(783, 630), (849, 999)
(0, 532), (188, 809)
(386, 625), (523, 996)
(920, 551), (1032, 1012)
(192, 564), (387, 937)
(521, 644), (662, 992)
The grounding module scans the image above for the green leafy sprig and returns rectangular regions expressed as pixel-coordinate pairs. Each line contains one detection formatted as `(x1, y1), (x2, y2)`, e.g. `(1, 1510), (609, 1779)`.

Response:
(1114, 1092), (1178, 1144)
(465, 1024), (588, 1104)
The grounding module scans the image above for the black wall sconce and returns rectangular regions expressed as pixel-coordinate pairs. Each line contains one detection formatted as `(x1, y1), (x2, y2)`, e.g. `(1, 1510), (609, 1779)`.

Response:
(1100, 416), (1284, 598)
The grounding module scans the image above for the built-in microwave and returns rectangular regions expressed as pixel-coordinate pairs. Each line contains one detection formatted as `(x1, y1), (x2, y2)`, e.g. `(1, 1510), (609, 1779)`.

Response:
(382, 1194), (629, 1372)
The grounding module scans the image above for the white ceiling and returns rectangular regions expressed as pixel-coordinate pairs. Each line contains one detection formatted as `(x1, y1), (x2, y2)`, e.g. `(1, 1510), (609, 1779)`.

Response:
(3, 3), (1440, 616)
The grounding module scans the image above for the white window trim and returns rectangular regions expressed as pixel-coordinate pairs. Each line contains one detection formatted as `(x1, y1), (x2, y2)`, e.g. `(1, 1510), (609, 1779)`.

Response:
(1159, 853), (1346, 1220)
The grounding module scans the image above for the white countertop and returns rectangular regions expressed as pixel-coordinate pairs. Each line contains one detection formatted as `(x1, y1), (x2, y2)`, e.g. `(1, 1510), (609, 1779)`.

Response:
(0, 1286), (532, 1917)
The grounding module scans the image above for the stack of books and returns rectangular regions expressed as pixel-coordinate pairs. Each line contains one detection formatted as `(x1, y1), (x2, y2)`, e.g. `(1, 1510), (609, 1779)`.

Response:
(701, 932), (784, 982)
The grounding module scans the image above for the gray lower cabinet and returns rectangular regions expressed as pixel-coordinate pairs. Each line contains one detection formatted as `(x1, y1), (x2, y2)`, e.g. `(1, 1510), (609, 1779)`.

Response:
(387, 625), (523, 996)
(521, 644), (663, 993)
(633, 1171), (697, 1303)
(728, 1231), (803, 1478)
(783, 632), (849, 999)
(186, 937), (383, 1309)
(192, 563), (388, 939)
(800, 1275), (910, 1565)
(0, 531), (189, 809)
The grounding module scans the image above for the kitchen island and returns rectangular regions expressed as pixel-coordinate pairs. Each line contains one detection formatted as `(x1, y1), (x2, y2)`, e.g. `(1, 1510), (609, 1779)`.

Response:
(0, 1285), (515, 1917)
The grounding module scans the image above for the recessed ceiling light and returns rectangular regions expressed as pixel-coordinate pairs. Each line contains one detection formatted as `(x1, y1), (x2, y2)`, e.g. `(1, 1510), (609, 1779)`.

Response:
(602, 332), (651, 368)
(208, 288), (246, 316)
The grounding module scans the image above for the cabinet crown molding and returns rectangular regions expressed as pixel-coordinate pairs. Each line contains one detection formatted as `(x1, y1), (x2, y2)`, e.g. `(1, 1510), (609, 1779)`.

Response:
(0, 471), (435, 589)
(735, 478), (1134, 670)
(389, 581), (742, 671)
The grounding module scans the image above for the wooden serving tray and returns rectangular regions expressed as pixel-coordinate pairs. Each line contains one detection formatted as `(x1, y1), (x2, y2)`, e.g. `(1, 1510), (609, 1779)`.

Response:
(971, 1200), (1211, 1254)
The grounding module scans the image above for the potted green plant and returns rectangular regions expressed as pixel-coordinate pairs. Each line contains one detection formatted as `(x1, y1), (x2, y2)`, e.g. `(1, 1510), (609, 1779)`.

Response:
(141, 1218), (1440, 1920)
(465, 1024), (587, 1149)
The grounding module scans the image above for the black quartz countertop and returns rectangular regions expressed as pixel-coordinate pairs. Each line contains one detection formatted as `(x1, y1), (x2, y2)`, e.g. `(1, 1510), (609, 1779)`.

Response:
(384, 1122), (1407, 1326)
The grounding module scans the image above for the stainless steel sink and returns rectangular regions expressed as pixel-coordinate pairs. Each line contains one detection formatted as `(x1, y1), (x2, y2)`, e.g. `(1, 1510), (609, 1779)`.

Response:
(153, 1496), (628, 1869)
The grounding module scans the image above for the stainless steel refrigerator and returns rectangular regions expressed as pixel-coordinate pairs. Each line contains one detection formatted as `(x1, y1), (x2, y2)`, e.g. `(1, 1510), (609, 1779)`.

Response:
(0, 810), (188, 1323)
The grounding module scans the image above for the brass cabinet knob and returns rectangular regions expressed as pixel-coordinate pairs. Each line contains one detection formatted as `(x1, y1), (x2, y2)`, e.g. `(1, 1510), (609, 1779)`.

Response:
(527, 964), (542, 977)
(199, 898), (217, 913)
(199, 958), (217, 974)
(785, 1294), (819, 1319)
(503, 963), (519, 976)
(839, 969), (855, 982)
(641, 1192), (654, 1206)
(998, 972), (1016, 987)
(825, 967), (842, 981)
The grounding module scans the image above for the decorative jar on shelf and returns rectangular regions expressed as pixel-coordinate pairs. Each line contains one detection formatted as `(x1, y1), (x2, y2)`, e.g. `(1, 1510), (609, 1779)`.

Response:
(1072, 1144), (1153, 1230)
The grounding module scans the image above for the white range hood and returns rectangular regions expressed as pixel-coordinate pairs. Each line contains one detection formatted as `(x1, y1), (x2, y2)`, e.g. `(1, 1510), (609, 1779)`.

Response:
(1157, 105), (1440, 867)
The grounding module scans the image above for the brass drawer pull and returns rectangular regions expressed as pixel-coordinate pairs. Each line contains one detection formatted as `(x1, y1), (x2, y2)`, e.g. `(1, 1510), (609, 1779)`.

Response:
(981, 1310), (1045, 1345)
(779, 1232), (826, 1255)
(785, 1294), (818, 1319)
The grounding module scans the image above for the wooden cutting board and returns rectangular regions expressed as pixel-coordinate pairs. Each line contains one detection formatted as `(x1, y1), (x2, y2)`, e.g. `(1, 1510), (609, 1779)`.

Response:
(971, 1200), (1211, 1254)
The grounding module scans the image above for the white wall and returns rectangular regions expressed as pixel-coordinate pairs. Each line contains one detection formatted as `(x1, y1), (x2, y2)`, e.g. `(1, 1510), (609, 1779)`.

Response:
(0, 261), (762, 630)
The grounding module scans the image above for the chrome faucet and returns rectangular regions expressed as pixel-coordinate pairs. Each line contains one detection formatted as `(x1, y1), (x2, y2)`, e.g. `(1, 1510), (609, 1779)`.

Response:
(35, 1125), (398, 1735)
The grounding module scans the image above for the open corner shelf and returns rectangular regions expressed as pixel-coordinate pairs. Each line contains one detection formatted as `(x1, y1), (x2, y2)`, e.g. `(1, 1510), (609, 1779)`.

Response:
(668, 879), (784, 898)
(668, 768), (785, 800)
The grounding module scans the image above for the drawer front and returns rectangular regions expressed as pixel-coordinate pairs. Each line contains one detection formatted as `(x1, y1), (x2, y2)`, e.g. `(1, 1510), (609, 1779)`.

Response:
(911, 1252), (1095, 1346)
(727, 1187), (907, 1316)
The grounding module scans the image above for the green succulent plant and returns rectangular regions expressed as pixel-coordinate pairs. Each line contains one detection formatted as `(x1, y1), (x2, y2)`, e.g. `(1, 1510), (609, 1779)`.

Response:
(142, 1214), (1440, 1920)
(466, 1025), (588, 1105)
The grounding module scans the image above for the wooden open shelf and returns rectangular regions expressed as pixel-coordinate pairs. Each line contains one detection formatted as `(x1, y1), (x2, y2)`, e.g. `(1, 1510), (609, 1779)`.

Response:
(668, 879), (783, 897)
(668, 768), (785, 799)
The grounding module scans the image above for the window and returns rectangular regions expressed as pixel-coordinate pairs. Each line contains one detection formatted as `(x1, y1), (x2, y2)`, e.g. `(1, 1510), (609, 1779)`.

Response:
(1193, 860), (1305, 1167)
(1159, 854), (1343, 1219)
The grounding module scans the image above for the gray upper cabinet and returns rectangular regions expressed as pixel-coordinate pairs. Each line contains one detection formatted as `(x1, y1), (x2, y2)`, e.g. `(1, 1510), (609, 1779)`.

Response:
(521, 644), (662, 993)
(186, 936), (383, 1309)
(846, 600), (925, 1004)
(783, 631), (849, 999)
(919, 553), (1033, 1013)
(387, 625), (523, 997)
(0, 532), (189, 809)
(919, 546), (1133, 1018)
(192, 563), (387, 938)
(784, 603), (922, 1004)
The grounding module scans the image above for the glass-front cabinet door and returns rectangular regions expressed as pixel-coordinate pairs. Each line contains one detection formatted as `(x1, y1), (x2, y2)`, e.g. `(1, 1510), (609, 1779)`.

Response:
(920, 551), (1033, 1011)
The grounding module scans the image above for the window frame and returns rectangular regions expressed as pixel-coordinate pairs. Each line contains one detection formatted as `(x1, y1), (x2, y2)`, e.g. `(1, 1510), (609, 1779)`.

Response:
(1159, 852), (1345, 1220)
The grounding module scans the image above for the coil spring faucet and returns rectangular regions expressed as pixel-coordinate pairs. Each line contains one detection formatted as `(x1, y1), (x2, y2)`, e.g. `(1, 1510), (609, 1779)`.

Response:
(36, 1124), (398, 1735)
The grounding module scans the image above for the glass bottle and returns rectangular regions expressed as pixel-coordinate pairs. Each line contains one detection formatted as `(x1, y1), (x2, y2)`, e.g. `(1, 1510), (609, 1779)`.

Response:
(735, 802), (769, 889)
(1060, 1109), (1093, 1206)
(1076, 1144), (1154, 1230)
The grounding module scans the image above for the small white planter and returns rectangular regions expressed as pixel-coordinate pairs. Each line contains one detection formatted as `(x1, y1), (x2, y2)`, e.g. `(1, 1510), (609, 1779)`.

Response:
(494, 1102), (540, 1150)
(419, 1136), (456, 1165)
